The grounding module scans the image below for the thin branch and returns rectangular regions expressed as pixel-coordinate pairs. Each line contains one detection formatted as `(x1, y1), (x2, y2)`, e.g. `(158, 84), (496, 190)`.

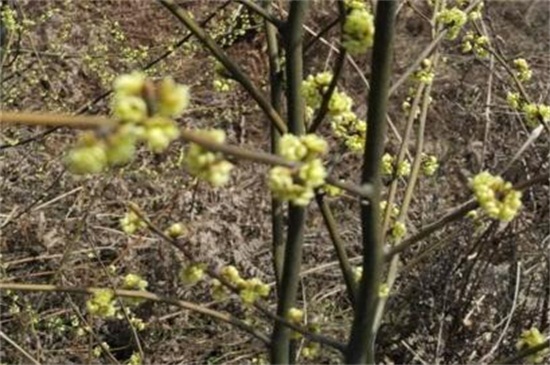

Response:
(127, 203), (346, 353)
(158, 0), (287, 134)
(346, 1), (398, 363)
(263, 0), (286, 295)
(236, 0), (284, 29)
(0, 330), (40, 365)
(304, 16), (340, 54)
(271, 2), (309, 363)
(0, 282), (271, 345)
(0, 111), (373, 200)
(315, 193), (357, 305)
(307, 1), (347, 133)
(389, 0), (483, 95)
(385, 172), (550, 258)
(0, 112), (114, 129)
(0, 0), (232, 151)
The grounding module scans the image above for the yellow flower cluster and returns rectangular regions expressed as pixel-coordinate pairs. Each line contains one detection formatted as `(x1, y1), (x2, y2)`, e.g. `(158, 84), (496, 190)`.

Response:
(331, 111), (367, 152)
(342, 0), (375, 55)
(413, 59), (435, 85)
(380, 200), (399, 218)
(302, 72), (366, 152)
(301, 342), (320, 359)
(513, 58), (532, 82)
(165, 222), (188, 238)
(516, 327), (549, 364)
(523, 103), (550, 127)
(287, 307), (305, 340)
(287, 307), (304, 324)
(180, 263), (207, 286)
(457, 0), (484, 20)
(268, 134), (328, 206)
(353, 266), (363, 283)
(120, 210), (146, 235)
(391, 221), (407, 240)
(302, 72), (353, 116)
(86, 289), (117, 318)
(213, 78), (234, 92)
(437, 7), (467, 40)
(210, 279), (228, 301)
(128, 352), (143, 365)
(183, 129), (234, 187)
(469, 171), (522, 222)
(122, 274), (148, 291)
(219, 265), (270, 305)
(379, 283), (390, 298)
(66, 72), (190, 174)
(321, 183), (343, 197)
(504, 93), (550, 128)
(461, 32), (489, 57)
(381, 153), (411, 177)
(506, 91), (522, 110)
(421, 153), (439, 176)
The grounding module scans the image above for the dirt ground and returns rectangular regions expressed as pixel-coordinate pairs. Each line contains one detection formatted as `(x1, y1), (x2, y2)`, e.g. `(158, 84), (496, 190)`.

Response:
(1, 0), (549, 364)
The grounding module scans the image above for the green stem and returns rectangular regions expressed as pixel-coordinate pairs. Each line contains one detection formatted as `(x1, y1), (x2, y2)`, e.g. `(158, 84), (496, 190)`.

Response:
(158, 0), (287, 134)
(315, 193), (357, 305)
(307, 1), (347, 133)
(345, 1), (397, 364)
(271, 2), (309, 363)
(263, 0), (285, 297)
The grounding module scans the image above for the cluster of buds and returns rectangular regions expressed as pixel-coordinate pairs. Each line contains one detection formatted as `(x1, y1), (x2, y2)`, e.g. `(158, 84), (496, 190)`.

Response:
(421, 153), (439, 176)
(165, 222), (188, 238)
(120, 210), (147, 235)
(469, 171), (522, 222)
(86, 289), (117, 318)
(461, 32), (489, 57)
(331, 111), (367, 152)
(506, 91), (550, 126)
(268, 134), (328, 206)
(342, 0), (375, 55)
(506, 91), (522, 110)
(122, 273), (148, 291)
(515, 327), (548, 364)
(353, 266), (363, 283)
(413, 59), (435, 85)
(302, 72), (366, 152)
(287, 307), (304, 325)
(381, 153), (411, 177)
(183, 129), (234, 187)
(320, 183), (343, 198)
(121, 273), (148, 307)
(457, 0), (484, 20)
(212, 60), (235, 92)
(391, 221), (407, 241)
(437, 7), (467, 40)
(66, 72), (189, 174)
(180, 263), (207, 286)
(513, 58), (532, 82)
(379, 200), (406, 241)
(302, 72), (353, 115)
(380, 200), (399, 219)
(219, 265), (270, 305)
(379, 283), (390, 298)
(523, 103), (550, 127)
